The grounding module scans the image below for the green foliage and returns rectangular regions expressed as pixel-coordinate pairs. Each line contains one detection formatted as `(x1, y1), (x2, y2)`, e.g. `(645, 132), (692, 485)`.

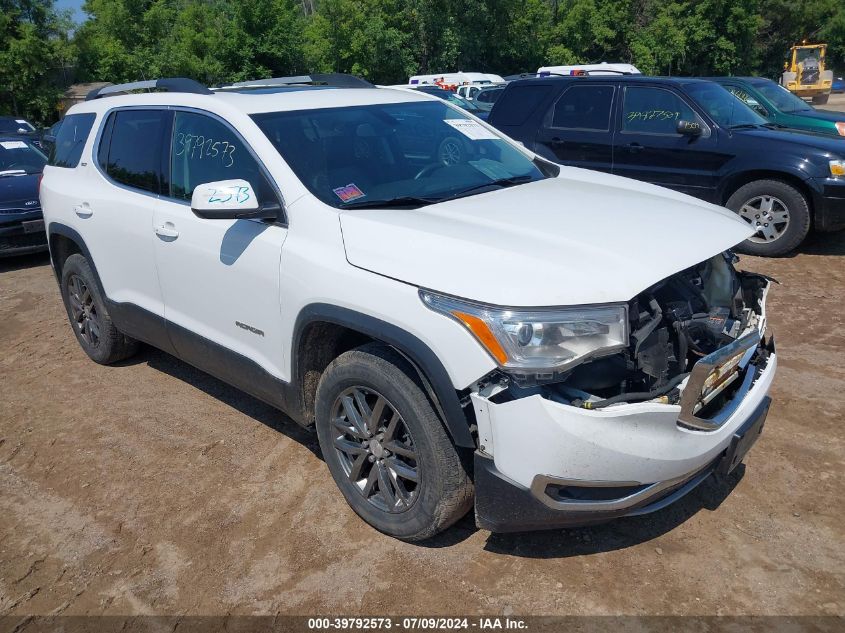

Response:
(0, 0), (75, 124)
(3, 0), (845, 126)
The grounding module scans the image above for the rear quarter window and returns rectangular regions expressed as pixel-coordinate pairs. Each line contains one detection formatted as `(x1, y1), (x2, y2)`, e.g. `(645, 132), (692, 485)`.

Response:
(97, 109), (170, 194)
(48, 113), (96, 168)
(491, 85), (555, 126)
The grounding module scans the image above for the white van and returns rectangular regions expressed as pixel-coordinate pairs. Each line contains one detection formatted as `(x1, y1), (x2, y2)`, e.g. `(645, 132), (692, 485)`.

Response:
(538, 62), (641, 76)
(409, 72), (505, 89)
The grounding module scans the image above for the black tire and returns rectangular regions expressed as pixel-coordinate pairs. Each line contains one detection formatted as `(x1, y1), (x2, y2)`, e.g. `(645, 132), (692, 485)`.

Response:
(812, 93), (829, 105)
(726, 179), (811, 257)
(315, 343), (473, 541)
(60, 253), (139, 364)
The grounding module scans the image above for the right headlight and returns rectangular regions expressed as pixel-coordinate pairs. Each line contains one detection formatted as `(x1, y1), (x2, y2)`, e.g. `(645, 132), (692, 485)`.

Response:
(830, 159), (845, 177)
(420, 290), (629, 373)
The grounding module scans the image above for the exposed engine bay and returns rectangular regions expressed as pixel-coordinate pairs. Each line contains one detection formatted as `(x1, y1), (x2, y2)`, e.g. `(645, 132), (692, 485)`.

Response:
(484, 253), (772, 415)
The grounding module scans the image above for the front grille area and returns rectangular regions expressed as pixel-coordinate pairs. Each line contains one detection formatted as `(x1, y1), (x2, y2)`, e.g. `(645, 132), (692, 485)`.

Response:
(1, 207), (41, 214)
(0, 231), (47, 250)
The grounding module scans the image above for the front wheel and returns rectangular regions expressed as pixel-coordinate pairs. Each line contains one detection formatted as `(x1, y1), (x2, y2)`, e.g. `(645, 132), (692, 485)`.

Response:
(812, 93), (829, 105)
(726, 179), (811, 257)
(315, 344), (473, 541)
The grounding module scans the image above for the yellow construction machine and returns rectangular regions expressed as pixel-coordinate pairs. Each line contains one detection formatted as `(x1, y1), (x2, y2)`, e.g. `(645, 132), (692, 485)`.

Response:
(781, 43), (833, 105)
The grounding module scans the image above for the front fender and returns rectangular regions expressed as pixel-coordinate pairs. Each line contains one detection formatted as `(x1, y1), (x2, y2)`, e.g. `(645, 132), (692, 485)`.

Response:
(292, 303), (476, 448)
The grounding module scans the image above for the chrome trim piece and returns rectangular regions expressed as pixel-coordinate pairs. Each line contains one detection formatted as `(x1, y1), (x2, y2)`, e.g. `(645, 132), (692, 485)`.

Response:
(677, 330), (762, 431)
(529, 470), (696, 513)
(624, 466), (714, 517)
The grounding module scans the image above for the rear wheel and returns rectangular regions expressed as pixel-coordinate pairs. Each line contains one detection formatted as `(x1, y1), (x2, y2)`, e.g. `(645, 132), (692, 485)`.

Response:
(726, 179), (811, 257)
(315, 343), (473, 541)
(60, 254), (139, 364)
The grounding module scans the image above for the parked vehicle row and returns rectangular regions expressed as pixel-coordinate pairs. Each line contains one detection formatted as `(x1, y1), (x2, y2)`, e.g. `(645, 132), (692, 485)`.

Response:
(0, 136), (48, 257)
(39, 74), (777, 541)
(488, 74), (845, 256)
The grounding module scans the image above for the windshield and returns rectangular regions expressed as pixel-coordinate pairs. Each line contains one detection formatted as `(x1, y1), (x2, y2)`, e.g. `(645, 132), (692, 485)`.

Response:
(444, 93), (484, 113)
(795, 47), (823, 65)
(685, 82), (766, 128)
(752, 79), (813, 113)
(252, 100), (544, 208)
(0, 118), (36, 133)
(0, 139), (47, 175)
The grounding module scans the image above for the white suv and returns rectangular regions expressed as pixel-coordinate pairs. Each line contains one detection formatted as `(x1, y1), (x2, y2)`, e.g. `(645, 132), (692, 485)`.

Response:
(40, 75), (777, 540)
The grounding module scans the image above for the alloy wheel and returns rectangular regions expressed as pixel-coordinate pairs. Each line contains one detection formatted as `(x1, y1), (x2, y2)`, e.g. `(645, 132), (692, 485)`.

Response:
(737, 195), (790, 243)
(438, 138), (462, 165)
(67, 274), (101, 347)
(330, 386), (420, 513)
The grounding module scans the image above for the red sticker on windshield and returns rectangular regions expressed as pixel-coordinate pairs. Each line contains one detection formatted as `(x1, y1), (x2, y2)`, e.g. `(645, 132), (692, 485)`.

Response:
(333, 183), (365, 203)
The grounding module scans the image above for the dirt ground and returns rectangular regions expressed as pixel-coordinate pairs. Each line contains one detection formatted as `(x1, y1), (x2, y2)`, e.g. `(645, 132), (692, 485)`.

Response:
(1, 234), (844, 616)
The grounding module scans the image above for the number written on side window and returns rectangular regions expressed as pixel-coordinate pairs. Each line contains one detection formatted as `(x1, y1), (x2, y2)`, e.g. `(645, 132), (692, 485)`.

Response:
(170, 111), (275, 203)
(622, 87), (697, 135)
(174, 132), (236, 168)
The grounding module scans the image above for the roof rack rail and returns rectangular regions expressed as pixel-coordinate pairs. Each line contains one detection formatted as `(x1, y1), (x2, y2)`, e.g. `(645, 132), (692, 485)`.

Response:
(86, 78), (212, 101)
(219, 73), (375, 90)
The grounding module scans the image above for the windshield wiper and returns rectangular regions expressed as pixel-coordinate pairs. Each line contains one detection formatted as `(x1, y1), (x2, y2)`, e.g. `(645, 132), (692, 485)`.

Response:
(444, 175), (535, 201)
(338, 175), (536, 209)
(761, 122), (788, 129)
(728, 123), (762, 130)
(340, 195), (441, 210)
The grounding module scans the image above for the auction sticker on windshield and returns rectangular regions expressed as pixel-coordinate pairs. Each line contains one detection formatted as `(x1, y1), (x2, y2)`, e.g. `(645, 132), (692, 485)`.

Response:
(444, 119), (499, 141)
(333, 183), (366, 203)
(1, 141), (29, 150)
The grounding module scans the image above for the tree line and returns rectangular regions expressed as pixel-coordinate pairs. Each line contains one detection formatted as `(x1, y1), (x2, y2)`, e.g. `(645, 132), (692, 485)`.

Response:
(2, 0), (844, 124)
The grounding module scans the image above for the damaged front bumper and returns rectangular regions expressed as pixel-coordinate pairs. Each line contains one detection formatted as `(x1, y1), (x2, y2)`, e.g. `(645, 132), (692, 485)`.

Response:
(471, 334), (777, 533)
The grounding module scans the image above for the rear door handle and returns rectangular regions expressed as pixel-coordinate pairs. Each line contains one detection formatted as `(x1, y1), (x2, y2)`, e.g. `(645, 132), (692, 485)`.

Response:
(624, 142), (644, 153)
(74, 203), (93, 218)
(154, 223), (179, 240)
(550, 137), (566, 146)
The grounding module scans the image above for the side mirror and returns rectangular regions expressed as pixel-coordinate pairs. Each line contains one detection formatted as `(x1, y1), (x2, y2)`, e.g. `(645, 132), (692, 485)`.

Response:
(190, 179), (279, 221)
(17, 127), (28, 134)
(676, 120), (703, 137)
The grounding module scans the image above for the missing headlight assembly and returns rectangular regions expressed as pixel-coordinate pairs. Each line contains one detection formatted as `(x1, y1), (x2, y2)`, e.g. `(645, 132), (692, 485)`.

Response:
(466, 253), (772, 419)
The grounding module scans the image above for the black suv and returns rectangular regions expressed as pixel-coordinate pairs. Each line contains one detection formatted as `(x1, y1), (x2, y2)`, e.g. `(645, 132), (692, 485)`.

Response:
(488, 76), (845, 256)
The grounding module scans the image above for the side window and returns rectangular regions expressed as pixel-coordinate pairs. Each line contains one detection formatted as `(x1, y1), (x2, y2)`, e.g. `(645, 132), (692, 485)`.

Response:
(492, 85), (554, 126)
(48, 113), (96, 168)
(169, 111), (274, 204)
(98, 109), (170, 194)
(725, 86), (769, 117)
(550, 85), (614, 131)
(621, 86), (699, 135)
(478, 89), (502, 104)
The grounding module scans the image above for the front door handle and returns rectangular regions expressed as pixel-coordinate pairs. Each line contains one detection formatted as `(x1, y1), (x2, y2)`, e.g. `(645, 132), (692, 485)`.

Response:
(550, 137), (566, 147)
(74, 203), (93, 218)
(154, 223), (179, 240)
(624, 142), (644, 153)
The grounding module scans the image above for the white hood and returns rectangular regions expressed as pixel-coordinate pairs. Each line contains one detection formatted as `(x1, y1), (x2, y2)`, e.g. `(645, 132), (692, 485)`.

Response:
(339, 170), (754, 306)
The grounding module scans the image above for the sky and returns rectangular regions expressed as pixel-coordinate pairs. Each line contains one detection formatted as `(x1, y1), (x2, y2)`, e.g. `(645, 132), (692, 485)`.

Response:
(55, 0), (86, 24)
